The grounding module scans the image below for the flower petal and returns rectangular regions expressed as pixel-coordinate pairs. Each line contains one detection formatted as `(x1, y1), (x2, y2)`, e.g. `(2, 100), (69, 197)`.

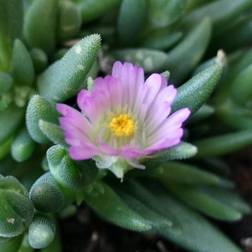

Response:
(69, 145), (97, 160)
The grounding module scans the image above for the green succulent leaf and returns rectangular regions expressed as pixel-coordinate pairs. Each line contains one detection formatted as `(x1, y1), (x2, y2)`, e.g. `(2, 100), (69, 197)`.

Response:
(144, 161), (233, 187)
(47, 145), (82, 191)
(122, 180), (242, 252)
(149, 142), (198, 162)
(0, 105), (24, 143)
(166, 18), (212, 83)
(0, 137), (13, 161)
(230, 63), (252, 105)
(189, 104), (215, 123)
(0, 176), (34, 238)
(82, 181), (152, 232)
(39, 231), (61, 252)
(17, 234), (33, 252)
(0, 73), (13, 95)
(30, 48), (48, 74)
(26, 95), (58, 143)
(168, 184), (242, 221)
(38, 34), (101, 102)
(172, 50), (225, 114)
(147, 0), (188, 28)
(194, 130), (252, 157)
(39, 120), (65, 146)
(11, 40), (35, 87)
(11, 128), (35, 162)
(117, 189), (175, 231)
(29, 173), (65, 213)
(77, 0), (121, 23)
(142, 31), (183, 50)
(24, 0), (59, 54)
(185, 0), (252, 35)
(113, 48), (169, 72)
(0, 0), (23, 71)
(58, 0), (82, 41)
(201, 187), (251, 215)
(0, 236), (23, 252)
(28, 214), (56, 249)
(117, 0), (146, 45)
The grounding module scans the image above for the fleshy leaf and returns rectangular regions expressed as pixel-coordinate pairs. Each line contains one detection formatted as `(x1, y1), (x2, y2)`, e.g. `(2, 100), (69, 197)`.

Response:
(0, 176), (34, 238)
(172, 50), (225, 114)
(165, 18), (212, 83)
(0, 105), (24, 143)
(24, 0), (58, 54)
(143, 161), (233, 187)
(149, 142), (197, 161)
(113, 48), (169, 72)
(82, 181), (152, 232)
(38, 34), (101, 102)
(78, 0), (121, 23)
(123, 180), (242, 252)
(147, 0), (188, 28)
(11, 40), (35, 86)
(0, 0), (23, 70)
(11, 128), (35, 162)
(39, 120), (65, 146)
(26, 95), (58, 143)
(58, 0), (82, 41)
(117, 0), (146, 45)
(168, 184), (242, 221)
(47, 145), (82, 191)
(28, 214), (56, 249)
(29, 173), (65, 213)
(194, 130), (252, 157)
(231, 63), (252, 105)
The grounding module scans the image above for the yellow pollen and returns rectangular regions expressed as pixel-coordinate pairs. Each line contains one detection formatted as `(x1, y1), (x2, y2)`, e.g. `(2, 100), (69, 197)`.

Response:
(109, 114), (135, 137)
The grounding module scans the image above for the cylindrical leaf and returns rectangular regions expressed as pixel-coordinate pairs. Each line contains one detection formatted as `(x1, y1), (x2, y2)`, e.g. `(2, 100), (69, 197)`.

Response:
(47, 145), (82, 191)
(165, 18), (212, 83)
(113, 48), (169, 72)
(29, 173), (65, 213)
(28, 214), (56, 249)
(30, 48), (48, 73)
(78, 0), (120, 23)
(0, 105), (24, 143)
(0, 0), (23, 70)
(195, 130), (252, 157)
(24, 0), (58, 54)
(39, 120), (65, 146)
(117, 0), (146, 45)
(26, 95), (58, 143)
(11, 128), (35, 162)
(58, 0), (81, 41)
(0, 73), (13, 94)
(168, 184), (242, 221)
(11, 40), (34, 86)
(144, 161), (232, 187)
(83, 181), (151, 232)
(172, 50), (225, 114)
(0, 176), (34, 238)
(38, 34), (101, 102)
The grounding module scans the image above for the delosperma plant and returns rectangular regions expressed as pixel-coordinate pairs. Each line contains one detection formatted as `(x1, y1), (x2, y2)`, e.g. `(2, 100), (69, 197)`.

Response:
(1, 0), (252, 251)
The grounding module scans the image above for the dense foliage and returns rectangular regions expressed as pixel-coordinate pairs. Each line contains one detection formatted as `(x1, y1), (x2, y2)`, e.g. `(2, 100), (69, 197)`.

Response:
(0, 0), (252, 251)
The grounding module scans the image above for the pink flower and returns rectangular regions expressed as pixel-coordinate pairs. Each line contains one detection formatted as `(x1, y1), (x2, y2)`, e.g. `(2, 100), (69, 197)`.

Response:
(57, 62), (190, 178)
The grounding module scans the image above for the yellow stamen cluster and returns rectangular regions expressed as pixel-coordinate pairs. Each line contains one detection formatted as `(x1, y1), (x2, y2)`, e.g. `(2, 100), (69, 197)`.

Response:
(109, 114), (135, 137)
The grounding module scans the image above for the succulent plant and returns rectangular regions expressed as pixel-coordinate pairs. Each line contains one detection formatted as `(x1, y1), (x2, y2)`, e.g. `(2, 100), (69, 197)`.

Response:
(1, 0), (252, 251)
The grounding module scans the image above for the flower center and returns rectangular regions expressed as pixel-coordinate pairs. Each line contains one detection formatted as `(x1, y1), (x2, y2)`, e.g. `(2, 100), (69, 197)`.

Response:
(109, 114), (135, 137)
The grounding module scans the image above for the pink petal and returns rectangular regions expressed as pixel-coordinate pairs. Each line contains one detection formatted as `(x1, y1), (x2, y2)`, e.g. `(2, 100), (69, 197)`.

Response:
(145, 129), (183, 154)
(69, 145), (98, 160)
(149, 108), (190, 141)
